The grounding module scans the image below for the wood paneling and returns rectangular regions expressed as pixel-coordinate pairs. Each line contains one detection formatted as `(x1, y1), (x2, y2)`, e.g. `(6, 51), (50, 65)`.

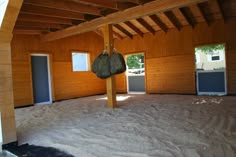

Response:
(53, 62), (105, 100)
(146, 55), (195, 93)
(11, 32), (105, 106)
(115, 73), (126, 93)
(115, 19), (236, 95)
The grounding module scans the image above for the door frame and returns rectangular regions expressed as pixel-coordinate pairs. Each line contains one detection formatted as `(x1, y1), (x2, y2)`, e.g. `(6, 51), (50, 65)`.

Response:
(194, 43), (227, 95)
(125, 52), (146, 94)
(30, 54), (53, 105)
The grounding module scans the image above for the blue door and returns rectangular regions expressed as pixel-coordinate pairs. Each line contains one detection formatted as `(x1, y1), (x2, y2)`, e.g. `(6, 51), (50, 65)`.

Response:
(31, 55), (51, 104)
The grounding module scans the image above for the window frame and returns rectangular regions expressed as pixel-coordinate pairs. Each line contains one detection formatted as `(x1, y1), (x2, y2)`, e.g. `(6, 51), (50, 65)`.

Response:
(71, 51), (90, 72)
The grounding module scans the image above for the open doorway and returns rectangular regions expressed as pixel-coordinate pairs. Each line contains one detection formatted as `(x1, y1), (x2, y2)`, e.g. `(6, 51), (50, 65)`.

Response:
(195, 44), (227, 95)
(125, 53), (145, 94)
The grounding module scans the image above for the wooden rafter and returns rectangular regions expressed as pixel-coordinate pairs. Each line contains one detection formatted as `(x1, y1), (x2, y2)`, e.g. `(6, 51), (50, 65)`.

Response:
(94, 29), (103, 37)
(41, 0), (208, 41)
(197, 3), (210, 25)
(70, 0), (118, 10)
(17, 13), (73, 25)
(113, 31), (123, 40)
(15, 21), (63, 29)
(114, 24), (133, 39)
(149, 14), (168, 33)
(136, 18), (155, 35)
(21, 4), (85, 21)
(179, 7), (195, 28)
(164, 11), (182, 31)
(211, 0), (226, 22)
(124, 21), (144, 37)
(13, 29), (42, 34)
(24, 0), (101, 15)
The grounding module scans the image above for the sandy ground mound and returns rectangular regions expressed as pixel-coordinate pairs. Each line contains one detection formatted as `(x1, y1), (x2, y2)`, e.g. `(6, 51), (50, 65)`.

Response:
(15, 94), (236, 157)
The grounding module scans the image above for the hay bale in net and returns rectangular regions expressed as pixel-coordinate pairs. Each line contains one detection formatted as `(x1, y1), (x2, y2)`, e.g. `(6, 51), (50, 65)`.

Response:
(110, 51), (126, 74)
(95, 52), (111, 79)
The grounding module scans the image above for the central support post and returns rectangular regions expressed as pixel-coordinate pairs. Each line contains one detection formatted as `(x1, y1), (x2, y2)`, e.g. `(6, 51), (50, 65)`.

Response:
(102, 24), (117, 108)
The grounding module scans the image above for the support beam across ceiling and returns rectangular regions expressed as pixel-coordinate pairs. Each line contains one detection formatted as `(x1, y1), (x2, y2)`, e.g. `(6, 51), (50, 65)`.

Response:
(17, 13), (73, 25)
(21, 4), (85, 20)
(71, 0), (119, 10)
(124, 21), (144, 37)
(197, 3), (211, 25)
(149, 14), (168, 33)
(164, 11), (182, 31)
(41, 0), (208, 42)
(114, 24), (133, 39)
(136, 18), (155, 35)
(24, 0), (101, 15)
(179, 7), (195, 28)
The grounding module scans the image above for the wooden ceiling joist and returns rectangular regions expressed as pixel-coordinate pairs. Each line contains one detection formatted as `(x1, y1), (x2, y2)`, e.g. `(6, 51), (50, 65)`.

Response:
(136, 18), (155, 35)
(24, 0), (101, 16)
(149, 14), (168, 33)
(21, 4), (85, 21)
(13, 29), (43, 35)
(197, 3), (211, 25)
(124, 21), (144, 37)
(113, 31), (123, 40)
(114, 24), (133, 39)
(164, 11), (182, 31)
(17, 13), (73, 25)
(41, 0), (208, 42)
(15, 21), (63, 29)
(70, 0), (119, 10)
(179, 7), (195, 28)
(212, 0), (226, 22)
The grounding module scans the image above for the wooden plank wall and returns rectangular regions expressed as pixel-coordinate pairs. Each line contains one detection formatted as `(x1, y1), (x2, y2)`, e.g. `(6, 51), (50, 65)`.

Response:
(11, 32), (106, 107)
(114, 19), (236, 94)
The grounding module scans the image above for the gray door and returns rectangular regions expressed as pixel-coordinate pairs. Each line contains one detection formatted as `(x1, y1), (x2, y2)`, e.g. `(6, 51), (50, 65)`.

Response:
(31, 55), (51, 104)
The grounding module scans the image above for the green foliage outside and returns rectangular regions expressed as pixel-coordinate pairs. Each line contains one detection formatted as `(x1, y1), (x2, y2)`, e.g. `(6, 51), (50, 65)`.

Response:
(195, 44), (225, 54)
(126, 54), (144, 69)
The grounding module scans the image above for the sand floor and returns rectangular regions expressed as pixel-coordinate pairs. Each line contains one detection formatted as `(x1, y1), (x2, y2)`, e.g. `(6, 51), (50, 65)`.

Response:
(15, 94), (236, 157)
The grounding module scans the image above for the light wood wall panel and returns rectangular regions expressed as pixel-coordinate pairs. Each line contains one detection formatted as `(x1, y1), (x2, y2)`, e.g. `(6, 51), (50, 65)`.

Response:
(53, 62), (105, 100)
(146, 55), (195, 93)
(115, 19), (236, 95)
(11, 32), (105, 107)
(115, 73), (127, 93)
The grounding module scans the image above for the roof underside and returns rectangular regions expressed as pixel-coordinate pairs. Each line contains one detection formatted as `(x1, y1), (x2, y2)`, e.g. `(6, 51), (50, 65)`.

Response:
(14, 0), (236, 40)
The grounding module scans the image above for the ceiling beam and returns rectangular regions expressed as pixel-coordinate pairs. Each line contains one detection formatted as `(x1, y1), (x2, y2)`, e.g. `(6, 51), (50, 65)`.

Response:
(70, 0), (119, 10)
(41, 0), (208, 42)
(21, 4), (85, 21)
(17, 13), (73, 25)
(149, 14), (168, 33)
(210, 0), (225, 22)
(113, 31), (123, 40)
(124, 21), (144, 37)
(164, 11), (182, 31)
(114, 24), (133, 39)
(197, 3), (210, 25)
(13, 29), (43, 35)
(15, 21), (63, 29)
(24, 0), (101, 16)
(136, 18), (155, 35)
(179, 7), (195, 28)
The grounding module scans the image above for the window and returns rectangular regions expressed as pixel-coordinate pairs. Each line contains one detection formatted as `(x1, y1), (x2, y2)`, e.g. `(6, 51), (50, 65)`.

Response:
(72, 52), (90, 71)
(0, 0), (8, 28)
(212, 56), (220, 61)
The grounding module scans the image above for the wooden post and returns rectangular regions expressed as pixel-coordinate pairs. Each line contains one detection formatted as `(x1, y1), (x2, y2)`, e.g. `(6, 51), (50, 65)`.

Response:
(102, 24), (117, 108)
(0, 0), (23, 144)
